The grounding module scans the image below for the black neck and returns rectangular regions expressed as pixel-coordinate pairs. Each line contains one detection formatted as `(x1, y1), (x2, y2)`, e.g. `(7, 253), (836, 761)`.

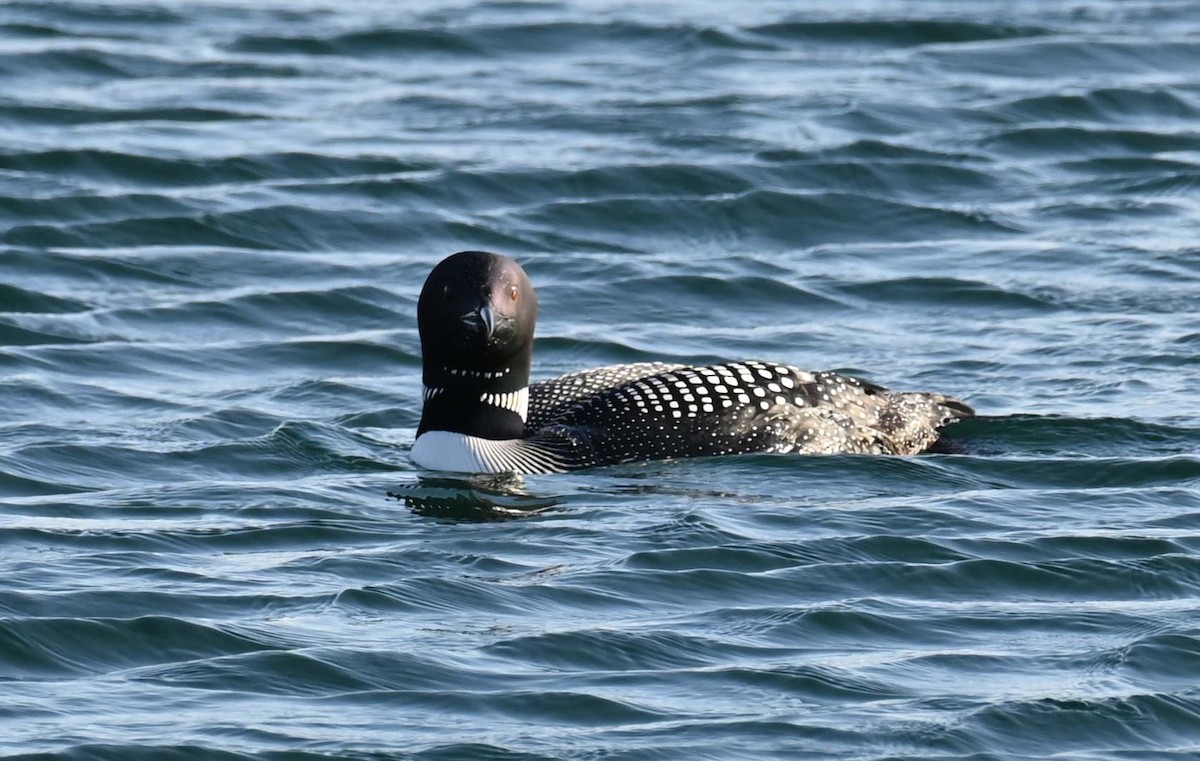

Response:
(417, 352), (531, 439)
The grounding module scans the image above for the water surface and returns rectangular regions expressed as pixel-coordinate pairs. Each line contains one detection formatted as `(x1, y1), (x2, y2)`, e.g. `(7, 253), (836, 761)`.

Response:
(2, 1), (1199, 759)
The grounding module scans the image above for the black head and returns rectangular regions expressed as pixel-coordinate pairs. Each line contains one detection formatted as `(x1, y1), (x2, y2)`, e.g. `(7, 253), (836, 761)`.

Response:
(417, 251), (538, 438)
(418, 250), (537, 379)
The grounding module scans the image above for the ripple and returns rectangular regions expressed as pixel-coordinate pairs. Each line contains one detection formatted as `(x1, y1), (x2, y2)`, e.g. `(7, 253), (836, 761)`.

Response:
(92, 285), (404, 340)
(836, 276), (1057, 310)
(3, 1), (186, 27)
(924, 39), (1200, 78)
(226, 27), (484, 57)
(0, 320), (89, 347)
(524, 190), (1015, 252)
(0, 467), (93, 498)
(1122, 632), (1200, 688)
(487, 628), (728, 671)
(0, 616), (276, 677)
(993, 88), (1200, 124)
(0, 102), (268, 126)
(986, 126), (1200, 160)
(11, 746), (277, 761)
(959, 415), (1200, 459)
(746, 18), (1048, 47)
(966, 692), (1200, 752)
(2, 421), (392, 488)
(759, 139), (984, 164)
(0, 48), (175, 81)
(0, 149), (428, 188)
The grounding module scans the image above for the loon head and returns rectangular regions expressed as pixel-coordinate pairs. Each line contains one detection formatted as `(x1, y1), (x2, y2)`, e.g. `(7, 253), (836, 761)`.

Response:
(416, 251), (537, 438)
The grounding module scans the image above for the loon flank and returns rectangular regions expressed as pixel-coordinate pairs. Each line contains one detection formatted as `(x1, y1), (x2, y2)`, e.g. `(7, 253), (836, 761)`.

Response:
(411, 251), (974, 474)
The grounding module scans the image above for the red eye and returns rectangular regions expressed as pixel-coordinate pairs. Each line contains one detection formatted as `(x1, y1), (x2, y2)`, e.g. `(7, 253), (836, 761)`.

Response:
(509, 285), (519, 302)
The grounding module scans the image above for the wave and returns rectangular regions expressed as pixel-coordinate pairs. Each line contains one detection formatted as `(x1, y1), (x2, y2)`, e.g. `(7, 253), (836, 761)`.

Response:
(0, 48), (301, 82)
(964, 692), (1200, 753)
(226, 28), (484, 58)
(225, 21), (783, 60)
(922, 38), (1200, 78)
(0, 616), (276, 677)
(0, 102), (267, 126)
(985, 126), (1200, 160)
(992, 87), (1199, 124)
(0, 149), (428, 187)
(523, 190), (1017, 251)
(747, 18), (1048, 46)
(835, 276), (1057, 310)
(954, 415), (1200, 459)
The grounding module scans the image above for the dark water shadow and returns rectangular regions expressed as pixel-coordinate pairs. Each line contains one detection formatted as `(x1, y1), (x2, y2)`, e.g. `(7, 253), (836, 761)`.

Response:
(944, 413), (1200, 458)
(387, 474), (562, 522)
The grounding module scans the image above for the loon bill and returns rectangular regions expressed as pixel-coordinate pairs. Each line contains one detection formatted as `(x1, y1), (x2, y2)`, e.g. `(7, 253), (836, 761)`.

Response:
(411, 250), (974, 474)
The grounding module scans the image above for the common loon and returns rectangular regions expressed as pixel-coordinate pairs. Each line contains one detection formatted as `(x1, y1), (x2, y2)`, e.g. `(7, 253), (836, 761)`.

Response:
(411, 251), (973, 474)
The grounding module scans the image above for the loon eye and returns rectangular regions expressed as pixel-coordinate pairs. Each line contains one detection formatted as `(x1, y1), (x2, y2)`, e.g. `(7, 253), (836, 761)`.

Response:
(509, 285), (519, 302)
(442, 285), (451, 300)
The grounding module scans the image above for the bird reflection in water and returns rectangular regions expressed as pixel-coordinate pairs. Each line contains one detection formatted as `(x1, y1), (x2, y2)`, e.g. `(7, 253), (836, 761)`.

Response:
(388, 474), (561, 521)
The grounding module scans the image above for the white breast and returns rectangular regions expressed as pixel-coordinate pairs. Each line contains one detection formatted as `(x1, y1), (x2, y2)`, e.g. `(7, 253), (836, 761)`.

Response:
(410, 430), (567, 474)
(411, 431), (494, 472)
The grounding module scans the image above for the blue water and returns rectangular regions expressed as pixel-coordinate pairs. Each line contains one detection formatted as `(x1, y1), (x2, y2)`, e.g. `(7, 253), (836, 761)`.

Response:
(2, 1), (1200, 759)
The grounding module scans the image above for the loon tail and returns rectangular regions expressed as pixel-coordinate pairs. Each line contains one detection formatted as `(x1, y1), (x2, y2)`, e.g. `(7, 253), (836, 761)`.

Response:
(936, 395), (975, 421)
(876, 391), (974, 454)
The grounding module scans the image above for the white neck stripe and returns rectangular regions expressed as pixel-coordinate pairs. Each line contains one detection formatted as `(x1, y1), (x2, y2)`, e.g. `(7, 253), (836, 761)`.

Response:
(422, 385), (529, 423)
(481, 387), (529, 422)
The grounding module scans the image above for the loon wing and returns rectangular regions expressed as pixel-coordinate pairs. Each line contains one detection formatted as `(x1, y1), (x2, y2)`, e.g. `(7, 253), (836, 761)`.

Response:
(527, 361), (684, 430)
(524, 361), (972, 467)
